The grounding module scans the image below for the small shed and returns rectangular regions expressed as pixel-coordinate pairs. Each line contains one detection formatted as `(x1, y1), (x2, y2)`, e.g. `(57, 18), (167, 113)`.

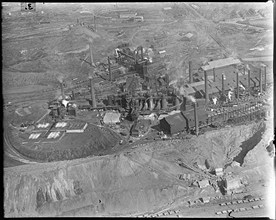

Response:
(200, 197), (210, 203)
(103, 112), (121, 124)
(198, 179), (209, 188)
(225, 177), (242, 193)
(159, 112), (186, 134)
(215, 168), (224, 176)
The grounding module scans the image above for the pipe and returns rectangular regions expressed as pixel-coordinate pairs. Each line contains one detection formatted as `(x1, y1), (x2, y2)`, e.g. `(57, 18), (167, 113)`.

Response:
(90, 78), (97, 108)
(259, 68), (263, 94)
(213, 68), (216, 82)
(189, 61), (193, 83)
(236, 71), (239, 100)
(204, 71), (208, 104)
(108, 56), (112, 81)
(194, 102), (199, 136)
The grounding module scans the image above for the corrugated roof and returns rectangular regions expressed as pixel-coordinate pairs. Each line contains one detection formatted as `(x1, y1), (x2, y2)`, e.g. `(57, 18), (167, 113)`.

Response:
(201, 57), (241, 71)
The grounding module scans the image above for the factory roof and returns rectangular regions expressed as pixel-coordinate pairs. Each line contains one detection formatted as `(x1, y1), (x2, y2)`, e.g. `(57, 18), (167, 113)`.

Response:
(201, 57), (241, 71)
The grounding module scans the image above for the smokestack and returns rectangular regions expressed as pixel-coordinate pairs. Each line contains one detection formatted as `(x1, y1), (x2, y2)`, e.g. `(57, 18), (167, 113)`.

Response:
(94, 15), (96, 32)
(236, 71), (239, 100)
(189, 61), (193, 83)
(141, 46), (143, 60)
(71, 90), (75, 100)
(194, 102), (199, 136)
(90, 78), (97, 108)
(222, 73), (225, 95)
(149, 95), (153, 111)
(213, 68), (216, 82)
(162, 95), (167, 110)
(60, 82), (64, 99)
(248, 68), (251, 92)
(263, 65), (267, 91)
(204, 71), (208, 104)
(89, 43), (94, 66)
(108, 56), (112, 81)
(175, 96), (180, 110)
(181, 96), (187, 111)
(259, 68), (263, 94)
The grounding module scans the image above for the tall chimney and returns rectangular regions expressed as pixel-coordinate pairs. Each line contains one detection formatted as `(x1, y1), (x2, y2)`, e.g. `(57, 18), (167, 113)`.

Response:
(189, 61), (193, 83)
(259, 68), (263, 94)
(89, 43), (94, 66)
(94, 15), (96, 32)
(236, 71), (239, 100)
(175, 96), (180, 110)
(204, 71), (208, 104)
(149, 95), (153, 111)
(213, 68), (216, 82)
(71, 90), (75, 100)
(222, 73), (225, 95)
(181, 96), (187, 111)
(140, 46), (143, 60)
(194, 102), (199, 136)
(162, 95), (168, 110)
(90, 78), (97, 108)
(263, 65), (267, 91)
(248, 68), (251, 92)
(108, 56), (112, 81)
(60, 82), (64, 99)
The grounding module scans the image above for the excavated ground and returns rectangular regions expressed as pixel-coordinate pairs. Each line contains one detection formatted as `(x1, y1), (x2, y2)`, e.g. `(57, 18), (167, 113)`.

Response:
(4, 120), (271, 217)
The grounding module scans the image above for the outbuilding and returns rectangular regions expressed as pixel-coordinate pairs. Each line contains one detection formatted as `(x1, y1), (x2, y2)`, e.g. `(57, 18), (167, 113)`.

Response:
(159, 112), (186, 134)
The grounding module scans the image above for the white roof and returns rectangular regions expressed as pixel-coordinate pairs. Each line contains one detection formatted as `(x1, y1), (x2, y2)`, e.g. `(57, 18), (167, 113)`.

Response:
(103, 112), (121, 124)
(201, 57), (241, 71)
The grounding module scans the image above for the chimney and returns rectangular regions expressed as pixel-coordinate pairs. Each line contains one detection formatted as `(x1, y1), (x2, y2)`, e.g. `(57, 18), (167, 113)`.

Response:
(71, 90), (75, 100)
(194, 102), (199, 136)
(108, 56), (112, 81)
(189, 61), (193, 83)
(94, 15), (96, 32)
(248, 68), (251, 92)
(89, 43), (94, 66)
(149, 95), (153, 111)
(263, 65), (267, 91)
(140, 46), (143, 60)
(162, 95), (168, 110)
(175, 96), (180, 110)
(222, 73), (225, 95)
(259, 68), (263, 94)
(236, 71), (239, 100)
(181, 96), (187, 111)
(90, 78), (97, 108)
(204, 71), (208, 104)
(213, 68), (216, 82)
(60, 82), (64, 99)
